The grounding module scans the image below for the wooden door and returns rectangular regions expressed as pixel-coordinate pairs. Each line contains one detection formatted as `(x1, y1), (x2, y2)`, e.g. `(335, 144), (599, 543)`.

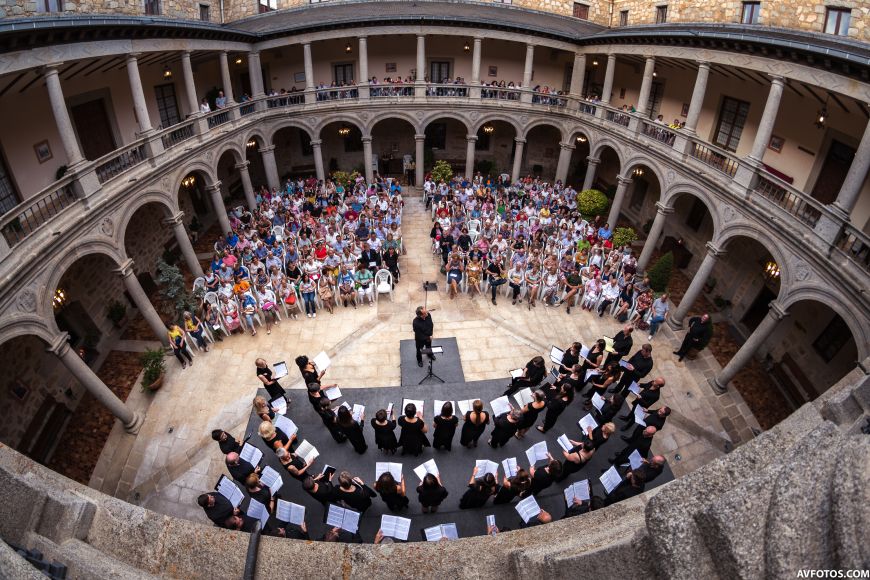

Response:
(810, 139), (855, 205)
(70, 99), (116, 160)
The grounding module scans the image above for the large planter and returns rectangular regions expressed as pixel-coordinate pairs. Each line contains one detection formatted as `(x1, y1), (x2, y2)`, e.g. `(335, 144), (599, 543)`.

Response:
(145, 372), (165, 392)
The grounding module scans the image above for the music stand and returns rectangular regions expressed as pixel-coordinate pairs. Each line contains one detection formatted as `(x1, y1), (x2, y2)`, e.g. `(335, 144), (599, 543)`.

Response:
(422, 281), (438, 309)
(419, 345), (445, 384)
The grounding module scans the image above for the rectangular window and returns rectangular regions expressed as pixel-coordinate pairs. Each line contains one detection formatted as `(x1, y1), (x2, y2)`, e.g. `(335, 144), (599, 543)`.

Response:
(429, 62), (451, 83)
(0, 148), (19, 218)
(493, 0), (512, 4)
(37, 0), (62, 12)
(824, 7), (851, 36)
(144, 0), (160, 15)
(619, 10), (629, 26)
(714, 96), (751, 152)
(154, 84), (180, 128)
(199, 3), (210, 20)
(655, 5), (668, 23)
(259, 0), (276, 12)
(812, 314), (851, 363)
(573, 3), (589, 19)
(333, 63), (354, 85)
(741, 2), (760, 24)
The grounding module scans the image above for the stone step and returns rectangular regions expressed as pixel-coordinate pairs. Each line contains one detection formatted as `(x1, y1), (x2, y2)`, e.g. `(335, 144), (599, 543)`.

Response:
(25, 535), (159, 580)
(644, 402), (826, 580)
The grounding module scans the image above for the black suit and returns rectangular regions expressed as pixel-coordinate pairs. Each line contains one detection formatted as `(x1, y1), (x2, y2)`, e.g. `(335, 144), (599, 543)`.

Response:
(616, 351), (654, 394)
(620, 385), (662, 425)
(227, 459), (255, 483)
(629, 410), (667, 438)
(612, 432), (655, 466)
(306, 481), (336, 505)
(203, 494), (234, 526)
(607, 331), (633, 365)
(360, 249), (382, 272)
(676, 316), (712, 359)
(336, 484), (376, 513)
(413, 313), (434, 364)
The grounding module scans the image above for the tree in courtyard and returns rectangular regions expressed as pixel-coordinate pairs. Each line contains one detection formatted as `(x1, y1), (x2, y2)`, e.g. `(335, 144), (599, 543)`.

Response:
(576, 189), (609, 220)
(431, 160), (453, 183)
(647, 252), (674, 293)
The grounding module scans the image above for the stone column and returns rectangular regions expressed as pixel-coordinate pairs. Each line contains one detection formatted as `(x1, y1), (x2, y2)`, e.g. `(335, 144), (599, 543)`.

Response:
(180, 51), (199, 116)
(117, 259), (169, 345)
(415, 134), (425, 188)
(219, 51), (236, 105)
(362, 135), (374, 183)
(581, 157), (600, 191)
(747, 76), (785, 164)
(555, 142), (574, 184)
(814, 119), (870, 242)
(166, 211), (204, 278)
(521, 44), (534, 103)
(637, 202), (673, 272)
(711, 301), (788, 393)
(607, 174), (632, 227)
(310, 139), (325, 181)
(207, 181), (232, 235)
(569, 53), (586, 98)
(235, 160), (257, 210)
(600, 54), (616, 105)
(471, 37), (482, 84)
(248, 51), (264, 98)
(636, 56), (656, 117)
(683, 62), (710, 135)
(49, 333), (143, 434)
(358, 37), (369, 99)
(669, 241), (725, 330)
(43, 65), (84, 166)
(415, 35), (426, 97)
(303, 43), (315, 104)
(465, 135), (477, 178)
(259, 145), (280, 191)
(125, 54), (154, 134)
(511, 138), (526, 182)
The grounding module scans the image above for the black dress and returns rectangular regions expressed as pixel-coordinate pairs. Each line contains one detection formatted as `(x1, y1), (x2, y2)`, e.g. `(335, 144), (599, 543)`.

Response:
(257, 366), (286, 400)
(263, 432), (296, 454)
(318, 407), (347, 443)
(301, 367), (320, 387)
(559, 349), (580, 374)
(248, 486), (273, 510)
(541, 397), (569, 432)
(459, 483), (492, 509)
(371, 419), (399, 452)
(338, 421), (368, 454)
(459, 411), (489, 446)
(379, 489), (410, 512)
(492, 483), (518, 505)
(432, 415), (459, 450)
(218, 436), (241, 455)
(516, 402), (545, 431)
(398, 417), (430, 456)
(488, 414), (518, 448)
(285, 455), (308, 480)
(558, 445), (587, 482)
(416, 483), (449, 508)
(530, 468), (554, 495)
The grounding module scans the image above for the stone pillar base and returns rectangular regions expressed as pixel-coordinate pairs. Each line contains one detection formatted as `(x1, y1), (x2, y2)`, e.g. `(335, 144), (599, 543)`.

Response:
(70, 165), (102, 206)
(709, 376), (728, 394)
(304, 90), (316, 104)
(123, 411), (145, 435)
(667, 317), (684, 331)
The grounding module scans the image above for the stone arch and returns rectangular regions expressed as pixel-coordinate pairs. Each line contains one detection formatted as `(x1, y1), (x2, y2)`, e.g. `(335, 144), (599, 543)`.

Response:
(590, 139), (624, 167)
(241, 130), (268, 150)
(314, 116), (366, 139)
(211, 140), (246, 174)
(521, 119), (566, 143)
(0, 316), (59, 348)
(367, 111), (422, 135)
(42, 240), (127, 318)
(421, 112), (471, 134)
(622, 154), (666, 187)
(660, 182), (723, 237)
(779, 286), (869, 361)
(471, 114), (522, 137)
(715, 224), (792, 293)
(171, 162), (218, 207)
(566, 127), (594, 150)
(115, 192), (178, 251)
(266, 120), (314, 145)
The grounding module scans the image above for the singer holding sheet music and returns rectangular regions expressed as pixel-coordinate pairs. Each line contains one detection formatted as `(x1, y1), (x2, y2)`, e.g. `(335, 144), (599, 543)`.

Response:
(503, 356), (546, 396)
(255, 358), (287, 401)
(412, 306), (434, 367)
(416, 473), (449, 513)
(459, 400), (489, 448)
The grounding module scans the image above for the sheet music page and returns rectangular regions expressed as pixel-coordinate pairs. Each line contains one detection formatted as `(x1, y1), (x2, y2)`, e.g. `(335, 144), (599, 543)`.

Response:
(575, 479), (591, 501)
(634, 405), (647, 427)
(341, 509), (360, 534)
(272, 361), (288, 379)
(434, 400), (455, 416)
(380, 515), (396, 538)
(580, 344), (590, 359)
(619, 359), (630, 368)
(276, 499), (293, 523)
(424, 526), (442, 542)
(515, 496), (541, 523)
(474, 459), (497, 478)
(260, 466), (284, 495)
(423, 458), (439, 476)
(270, 396), (288, 415)
(578, 413), (599, 433)
(386, 402), (394, 417)
(216, 476), (244, 508)
(247, 498), (270, 529)
(502, 457), (518, 478)
(490, 396), (511, 416)
(326, 504), (345, 528)
(486, 515), (496, 529)
(509, 368), (524, 379)
(313, 351), (331, 373)
(352, 404), (365, 423)
(628, 381), (642, 395)
(591, 392), (605, 412)
(240, 443), (263, 467)
(628, 449), (644, 470)
(323, 386), (342, 400)
(289, 503), (305, 526)
(382, 515), (411, 541)
(442, 523), (459, 540)
(600, 465), (623, 494)
(549, 346), (565, 365)
(557, 434), (573, 453)
(402, 399), (425, 417)
(457, 399), (474, 416)
(273, 415), (297, 439)
(584, 369), (600, 382)
(512, 388), (533, 408)
(296, 440), (319, 462)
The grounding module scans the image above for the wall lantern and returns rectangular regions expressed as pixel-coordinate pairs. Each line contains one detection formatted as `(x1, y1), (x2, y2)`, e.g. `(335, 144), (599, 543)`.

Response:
(463, 41), (471, 52)
(592, 59), (599, 66)
(246, 139), (258, 149)
(633, 167), (645, 177)
(53, 288), (67, 311)
(182, 175), (196, 188)
(338, 126), (351, 137)
(764, 261), (780, 280)
(652, 70), (657, 77)
(576, 135), (587, 143)
(482, 124), (495, 134)
(345, 42), (353, 54)
(163, 65), (173, 79)
(235, 57), (243, 65)
(815, 107), (828, 129)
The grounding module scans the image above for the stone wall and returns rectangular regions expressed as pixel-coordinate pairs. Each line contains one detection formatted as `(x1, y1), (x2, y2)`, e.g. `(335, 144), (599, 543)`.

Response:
(0, 0), (214, 20)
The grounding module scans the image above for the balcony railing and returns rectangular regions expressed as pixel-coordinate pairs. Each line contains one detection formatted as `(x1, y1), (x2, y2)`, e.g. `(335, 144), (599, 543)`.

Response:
(579, 102), (597, 116)
(239, 102), (256, 116)
(94, 143), (147, 184)
(316, 87), (359, 101)
(206, 110), (231, 128)
(370, 85), (414, 98)
(160, 122), (195, 150)
(689, 141), (740, 178)
(531, 93), (567, 107)
(640, 121), (677, 147)
(1, 176), (77, 247)
(836, 224), (870, 272)
(605, 110), (631, 127)
(481, 87), (520, 101)
(266, 93), (305, 108)
(428, 84), (469, 97)
(753, 172), (824, 227)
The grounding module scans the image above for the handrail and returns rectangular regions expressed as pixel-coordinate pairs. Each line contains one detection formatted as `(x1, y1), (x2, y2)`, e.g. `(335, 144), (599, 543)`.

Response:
(315, 86), (359, 101)
(0, 175), (78, 247)
(688, 140), (741, 178)
(427, 83), (469, 97)
(266, 93), (305, 108)
(206, 108), (232, 128)
(579, 102), (597, 116)
(370, 84), (414, 98)
(605, 109), (631, 127)
(158, 120), (196, 150)
(835, 223), (870, 272)
(640, 120), (677, 147)
(753, 170), (825, 228)
(94, 141), (147, 184)
(481, 87), (520, 100)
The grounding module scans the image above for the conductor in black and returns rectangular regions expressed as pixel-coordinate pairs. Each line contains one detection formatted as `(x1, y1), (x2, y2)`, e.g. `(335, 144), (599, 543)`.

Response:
(413, 306), (435, 367)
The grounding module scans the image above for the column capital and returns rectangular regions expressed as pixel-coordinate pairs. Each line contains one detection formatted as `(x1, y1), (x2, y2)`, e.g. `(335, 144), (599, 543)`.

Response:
(473, 36), (483, 42)
(126, 53), (142, 61)
(116, 258), (136, 278)
(258, 144), (276, 153)
(616, 174), (633, 185)
(607, 53), (617, 60)
(41, 64), (64, 75)
(654, 201), (675, 215)
(466, 135), (478, 142)
(164, 211), (186, 226)
(234, 160), (251, 171)
(705, 240), (727, 257)
(361, 135), (373, 144)
(768, 75), (785, 86)
(248, 50), (260, 57)
(586, 156), (600, 165)
(696, 60), (711, 69)
(643, 55), (655, 62)
(514, 138), (527, 144)
(768, 301), (789, 321)
(46, 332), (71, 356)
(206, 180), (223, 193)
(358, 35), (368, 41)
(414, 134), (426, 141)
(559, 142), (575, 151)
(182, 50), (193, 57)
(310, 139), (323, 147)
(417, 34), (426, 40)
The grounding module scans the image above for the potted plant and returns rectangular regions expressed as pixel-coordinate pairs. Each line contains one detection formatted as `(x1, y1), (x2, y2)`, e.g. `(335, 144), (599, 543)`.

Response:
(612, 226), (638, 249)
(576, 189), (609, 220)
(141, 347), (166, 391)
(430, 160), (453, 183)
(107, 300), (128, 328)
(647, 251), (674, 293)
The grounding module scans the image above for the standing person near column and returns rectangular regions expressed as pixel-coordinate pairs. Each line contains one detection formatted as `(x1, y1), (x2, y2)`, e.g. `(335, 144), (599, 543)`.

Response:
(413, 306), (434, 368)
(674, 313), (713, 362)
(167, 323), (193, 369)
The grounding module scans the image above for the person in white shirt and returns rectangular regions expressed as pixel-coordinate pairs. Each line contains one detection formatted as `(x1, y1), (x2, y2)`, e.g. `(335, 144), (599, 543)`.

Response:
(200, 98), (211, 113)
(598, 278), (620, 317)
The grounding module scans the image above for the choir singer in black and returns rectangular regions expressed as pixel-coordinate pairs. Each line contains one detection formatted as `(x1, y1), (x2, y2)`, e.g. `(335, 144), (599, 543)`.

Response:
(413, 306), (435, 367)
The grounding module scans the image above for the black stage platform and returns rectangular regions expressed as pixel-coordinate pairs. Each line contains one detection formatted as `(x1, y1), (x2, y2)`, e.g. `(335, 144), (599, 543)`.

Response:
(230, 375), (673, 542)
(398, 337), (465, 386)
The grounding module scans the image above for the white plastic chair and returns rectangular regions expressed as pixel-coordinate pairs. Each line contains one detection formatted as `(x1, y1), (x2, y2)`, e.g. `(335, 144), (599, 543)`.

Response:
(374, 269), (393, 302)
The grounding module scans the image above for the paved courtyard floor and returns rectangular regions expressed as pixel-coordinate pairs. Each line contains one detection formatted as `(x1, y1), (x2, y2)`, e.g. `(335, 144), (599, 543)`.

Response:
(90, 195), (761, 525)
